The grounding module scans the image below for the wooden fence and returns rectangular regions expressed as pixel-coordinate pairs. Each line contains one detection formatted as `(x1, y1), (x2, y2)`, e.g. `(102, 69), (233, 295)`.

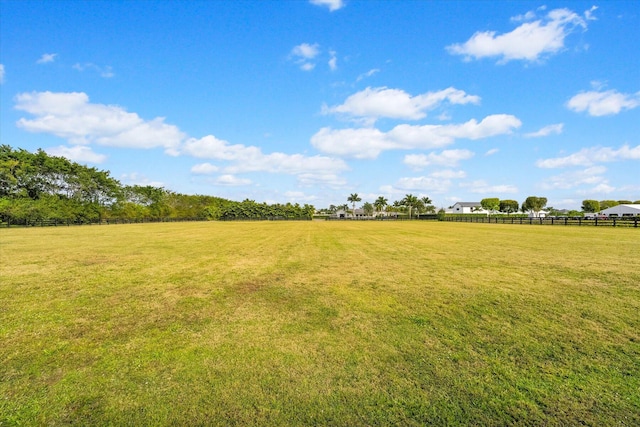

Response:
(444, 216), (639, 228)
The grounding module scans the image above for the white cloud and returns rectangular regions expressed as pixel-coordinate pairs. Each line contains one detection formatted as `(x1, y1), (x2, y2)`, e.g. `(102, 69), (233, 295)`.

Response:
(290, 43), (320, 71)
(540, 166), (607, 190)
(356, 68), (380, 82)
(447, 7), (589, 63)
(297, 173), (347, 187)
(404, 149), (474, 168)
(585, 5), (598, 21)
(460, 180), (518, 194)
(214, 175), (252, 186)
(284, 191), (318, 202)
(577, 182), (616, 195)
(36, 53), (57, 64)
(46, 145), (107, 164)
(566, 89), (640, 116)
(73, 62), (114, 78)
(0, 64), (4, 84)
(14, 91), (185, 153)
(328, 50), (337, 71)
(310, 0), (344, 12)
(381, 176), (453, 194)
(182, 135), (348, 176)
(524, 123), (564, 138)
(536, 144), (640, 168)
(324, 86), (480, 122)
(485, 148), (499, 156)
(430, 169), (467, 179)
(190, 163), (219, 174)
(312, 114), (521, 159)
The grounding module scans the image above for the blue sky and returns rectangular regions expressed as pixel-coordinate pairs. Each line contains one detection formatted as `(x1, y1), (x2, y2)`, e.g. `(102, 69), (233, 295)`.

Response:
(1, 0), (639, 210)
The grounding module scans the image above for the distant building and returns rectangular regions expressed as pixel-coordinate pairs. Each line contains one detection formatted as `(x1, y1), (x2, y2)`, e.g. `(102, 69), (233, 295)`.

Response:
(599, 204), (640, 217)
(449, 202), (487, 214)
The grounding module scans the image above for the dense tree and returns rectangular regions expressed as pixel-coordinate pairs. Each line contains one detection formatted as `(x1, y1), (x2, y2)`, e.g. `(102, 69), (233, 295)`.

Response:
(362, 202), (374, 217)
(402, 194), (419, 219)
(347, 193), (361, 217)
(374, 196), (388, 216)
(581, 200), (600, 213)
(480, 198), (500, 216)
(522, 196), (547, 217)
(599, 200), (619, 210)
(420, 196), (435, 214)
(0, 146), (315, 224)
(617, 200), (632, 205)
(499, 199), (519, 215)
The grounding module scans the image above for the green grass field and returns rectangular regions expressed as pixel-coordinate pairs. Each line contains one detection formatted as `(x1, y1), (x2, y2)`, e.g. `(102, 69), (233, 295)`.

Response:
(1, 221), (639, 426)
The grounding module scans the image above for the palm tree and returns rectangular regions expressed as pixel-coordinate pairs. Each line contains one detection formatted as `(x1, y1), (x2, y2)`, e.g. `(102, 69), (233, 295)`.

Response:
(347, 193), (361, 217)
(421, 196), (435, 214)
(403, 194), (418, 219)
(374, 196), (388, 217)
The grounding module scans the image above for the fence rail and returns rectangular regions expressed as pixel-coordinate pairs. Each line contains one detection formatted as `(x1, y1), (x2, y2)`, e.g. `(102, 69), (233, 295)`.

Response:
(443, 216), (639, 228)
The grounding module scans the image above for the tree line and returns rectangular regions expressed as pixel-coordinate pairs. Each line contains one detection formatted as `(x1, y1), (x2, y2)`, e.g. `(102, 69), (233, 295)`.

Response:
(317, 193), (436, 219)
(478, 196), (639, 217)
(0, 146), (314, 224)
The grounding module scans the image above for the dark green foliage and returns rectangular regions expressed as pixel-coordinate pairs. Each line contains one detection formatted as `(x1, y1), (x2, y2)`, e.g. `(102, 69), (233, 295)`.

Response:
(499, 199), (519, 214)
(581, 199), (600, 213)
(522, 196), (547, 216)
(0, 146), (314, 223)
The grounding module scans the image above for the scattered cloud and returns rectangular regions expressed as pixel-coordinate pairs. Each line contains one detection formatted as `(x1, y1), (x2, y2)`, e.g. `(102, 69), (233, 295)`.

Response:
(447, 7), (591, 63)
(536, 144), (640, 168)
(356, 68), (380, 82)
(190, 163), (219, 174)
(310, 0), (344, 12)
(36, 53), (58, 64)
(485, 148), (499, 156)
(297, 173), (347, 187)
(181, 135), (348, 176)
(430, 169), (467, 179)
(328, 50), (337, 71)
(540, 166), (607, 190)
(312, 114), (521, 159)
(73, 62), (114, 78)
(380, 176), (454, 195)
(0, 64), (4, 84)
(46, 145), (107, 164)
(460, 180), (518, 194)
(290, 43), (320, 71)
(566, 89), (640, 116)
(576, 182), (616, 195)
(323, 86), (480, 123)
(524, 123), (564, 138)
(404, 149), (475, 168)
(14, 91), (184, 153)
(214, 174), (252, 186)
(584, 5), (598, 21)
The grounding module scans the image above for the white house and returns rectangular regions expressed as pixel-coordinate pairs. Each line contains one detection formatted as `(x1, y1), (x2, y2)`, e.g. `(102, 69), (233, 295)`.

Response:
(599, 204), (640, 217)
(449, 202), (487, 214)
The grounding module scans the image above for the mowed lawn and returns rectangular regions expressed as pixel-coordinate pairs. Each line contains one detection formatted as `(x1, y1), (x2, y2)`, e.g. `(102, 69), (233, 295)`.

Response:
(1, 221), (639, 426)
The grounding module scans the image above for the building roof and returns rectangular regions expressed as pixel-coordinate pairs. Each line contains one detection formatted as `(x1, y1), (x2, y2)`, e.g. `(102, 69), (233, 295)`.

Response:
(453, 202), (482, 207)
(600, 204), (640, 215)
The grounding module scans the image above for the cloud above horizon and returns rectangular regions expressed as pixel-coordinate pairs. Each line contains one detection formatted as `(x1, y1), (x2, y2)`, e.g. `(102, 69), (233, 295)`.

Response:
(536, 144), (640, 168)
(310, 0), (344, 12)
(311, 114), (521, 159)
(567, 89), (640, 116)
(447, 7), (592, 63)
(323, 86), (480, 123)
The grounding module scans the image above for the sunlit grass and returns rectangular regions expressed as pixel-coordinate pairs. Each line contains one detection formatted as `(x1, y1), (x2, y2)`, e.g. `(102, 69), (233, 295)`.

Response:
(1, 221), (639, 425)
